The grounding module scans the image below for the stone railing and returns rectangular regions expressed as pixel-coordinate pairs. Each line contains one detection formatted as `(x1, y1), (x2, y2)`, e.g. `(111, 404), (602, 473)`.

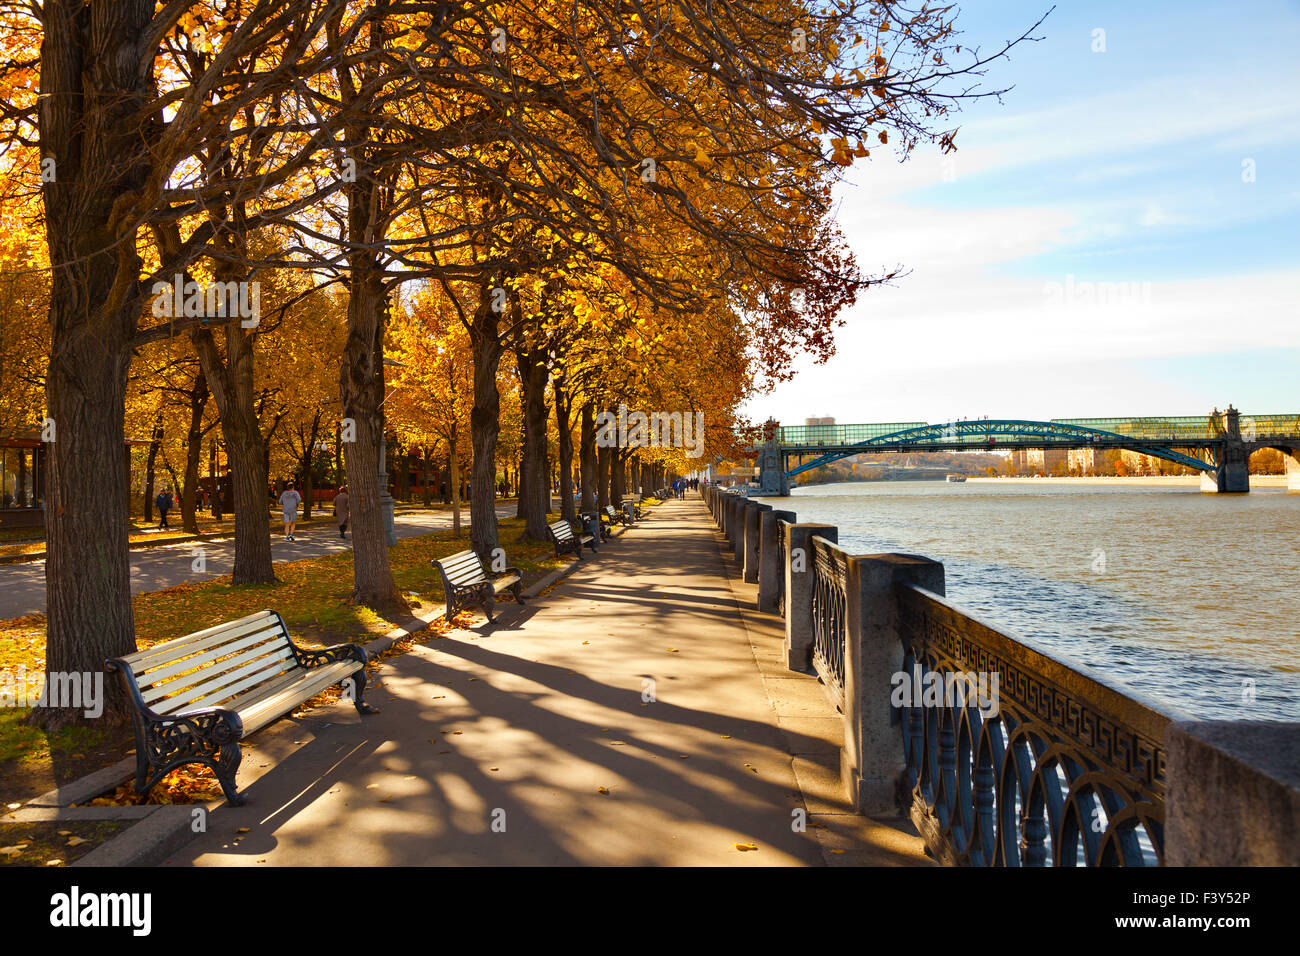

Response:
(697, 483), (1299, 867)
(895, 580), (1177, 866)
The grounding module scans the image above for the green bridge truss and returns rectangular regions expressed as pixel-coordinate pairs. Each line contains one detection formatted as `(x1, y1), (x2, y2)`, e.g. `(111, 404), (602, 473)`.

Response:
(773, 415), (1300, 479)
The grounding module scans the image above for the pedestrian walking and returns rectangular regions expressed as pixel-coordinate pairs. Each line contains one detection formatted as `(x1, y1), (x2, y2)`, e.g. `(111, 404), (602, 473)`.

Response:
(279, 481), (302, 541)
(155, 488), (173, 529)
(334, 485), (350, 540)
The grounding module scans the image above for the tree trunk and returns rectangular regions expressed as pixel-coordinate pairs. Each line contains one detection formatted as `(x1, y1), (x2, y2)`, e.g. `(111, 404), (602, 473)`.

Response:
(143, 418), (161, 523)
(300, 413), (320, 522)
(210, 441), (223, 519)
(597, 423), (611, 510)
(469, 289), (503, 560)
(450, 431), (462, 537)
(580, 402), (597, 514)
(555, 377), (576, 523)
(180, 370), (208, 534)
(191, 315), (275, 585)
(612, 449), (627, 506)
(32, 0), (159, 730)
(340, 264), (403, 609)
(515, 345), (551, 540)
(421, 447), (431, 507)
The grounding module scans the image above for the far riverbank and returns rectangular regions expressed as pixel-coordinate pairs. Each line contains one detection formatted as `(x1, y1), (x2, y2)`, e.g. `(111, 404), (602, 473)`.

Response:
(965, 475), (1289, 488)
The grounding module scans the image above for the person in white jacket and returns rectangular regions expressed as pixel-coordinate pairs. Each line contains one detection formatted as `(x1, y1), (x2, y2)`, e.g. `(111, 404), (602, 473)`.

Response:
(279, 482), (303, 541)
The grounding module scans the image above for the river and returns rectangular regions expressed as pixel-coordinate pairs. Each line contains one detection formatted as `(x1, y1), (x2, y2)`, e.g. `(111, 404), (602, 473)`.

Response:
(753, 479), (1300, 721)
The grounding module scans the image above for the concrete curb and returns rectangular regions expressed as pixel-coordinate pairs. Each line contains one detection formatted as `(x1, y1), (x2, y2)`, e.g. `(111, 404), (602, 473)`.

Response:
(71, 806), (198, 868)
(26, 758), (138, 808)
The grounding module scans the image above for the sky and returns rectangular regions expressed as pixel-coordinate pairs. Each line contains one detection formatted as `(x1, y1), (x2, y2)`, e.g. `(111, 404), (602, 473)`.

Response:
(741, 0), (1300, 426)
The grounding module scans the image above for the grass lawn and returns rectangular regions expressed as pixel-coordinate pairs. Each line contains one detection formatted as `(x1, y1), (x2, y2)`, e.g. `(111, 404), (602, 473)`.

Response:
(0, 515), (567, 807)
(0, 820), (133, 868)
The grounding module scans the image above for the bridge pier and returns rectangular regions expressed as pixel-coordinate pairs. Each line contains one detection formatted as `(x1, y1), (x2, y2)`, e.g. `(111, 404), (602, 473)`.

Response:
(1200, 455), (1250, 493)
(757, 436), (789, 496)
(1286, 449), (1300, 492)
(1200, 408), (1251, 493)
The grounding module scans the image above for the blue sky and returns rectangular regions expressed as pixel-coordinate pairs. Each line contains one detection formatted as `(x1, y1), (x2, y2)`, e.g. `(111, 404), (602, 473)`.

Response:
(744, 0), (1300, 425)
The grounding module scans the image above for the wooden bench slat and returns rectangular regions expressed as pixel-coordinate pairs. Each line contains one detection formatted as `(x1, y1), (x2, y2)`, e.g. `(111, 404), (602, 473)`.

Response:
(141, 638), (293, 707)
(153, 648), (297, 715)
(232, 661), (359, 736)
(444, 566), (487, 585)
(165, 665), (307, 721)
(118, 611), (281, 667)
(135, 626), (289, 690)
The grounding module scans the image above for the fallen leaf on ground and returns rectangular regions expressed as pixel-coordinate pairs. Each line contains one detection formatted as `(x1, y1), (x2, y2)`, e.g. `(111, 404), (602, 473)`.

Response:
(735, 843), (758, 852)
(66, 837), (87, 847)
(597, 787), (610, 795)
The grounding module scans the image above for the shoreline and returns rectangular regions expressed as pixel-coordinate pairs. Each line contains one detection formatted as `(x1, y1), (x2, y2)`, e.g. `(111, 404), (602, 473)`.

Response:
(965, 475), (1289, 487)
(781, 475), (1292, 489)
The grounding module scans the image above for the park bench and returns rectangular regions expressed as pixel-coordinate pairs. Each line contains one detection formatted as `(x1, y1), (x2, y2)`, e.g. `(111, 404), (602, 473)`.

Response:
(549, 518), (597, 558)
(605, 504), (633, 528)
(432, 549), (525, 623)
(628, 494), (644, 519)
(106, 609), (376, 807)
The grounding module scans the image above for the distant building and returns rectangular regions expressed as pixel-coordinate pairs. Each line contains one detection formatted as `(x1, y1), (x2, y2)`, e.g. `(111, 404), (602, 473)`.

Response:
(1068, 448), (1099, 473)
(1120, 449), (1161, 474)
(804, 417), (836, 426)
(1007, 448), (1068, 474)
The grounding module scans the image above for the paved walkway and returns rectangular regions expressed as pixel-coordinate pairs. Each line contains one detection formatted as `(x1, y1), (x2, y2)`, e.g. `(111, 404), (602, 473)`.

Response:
(163, 497), (930, 866)
(0, 504), (517, 619)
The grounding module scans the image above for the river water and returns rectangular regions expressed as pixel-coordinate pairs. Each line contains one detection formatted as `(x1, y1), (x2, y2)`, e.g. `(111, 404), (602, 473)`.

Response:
(754, 480), (1300, 721)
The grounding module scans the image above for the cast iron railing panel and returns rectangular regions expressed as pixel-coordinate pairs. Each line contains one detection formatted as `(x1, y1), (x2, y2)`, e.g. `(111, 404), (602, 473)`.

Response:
(894, 584), (1186, 867)
(810, 536), (848, 709)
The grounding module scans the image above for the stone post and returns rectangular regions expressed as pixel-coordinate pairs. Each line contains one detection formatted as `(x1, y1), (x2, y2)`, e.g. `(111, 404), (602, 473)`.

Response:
(729, 498), (747, 555)
(1165, 720), (1300, 865)
(742, 501), (771, 583)
(841, 553), (946, 816)
(757, 509), (797, 613)
(784, 523), (837, 673)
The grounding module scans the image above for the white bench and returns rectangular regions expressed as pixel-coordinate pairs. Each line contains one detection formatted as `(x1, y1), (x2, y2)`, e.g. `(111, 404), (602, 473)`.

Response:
(433, 549), (524, 622)
(106, 609), (377, 806)
(548, 519), (596, 558)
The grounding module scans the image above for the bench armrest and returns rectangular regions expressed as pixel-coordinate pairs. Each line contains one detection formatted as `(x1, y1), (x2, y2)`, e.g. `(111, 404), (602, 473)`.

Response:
(146, 705), (245, 744)
(292, 641), (369, 670)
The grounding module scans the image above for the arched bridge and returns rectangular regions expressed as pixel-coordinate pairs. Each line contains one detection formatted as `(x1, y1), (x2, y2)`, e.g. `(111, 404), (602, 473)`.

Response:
(742, 409), (1300, 496)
